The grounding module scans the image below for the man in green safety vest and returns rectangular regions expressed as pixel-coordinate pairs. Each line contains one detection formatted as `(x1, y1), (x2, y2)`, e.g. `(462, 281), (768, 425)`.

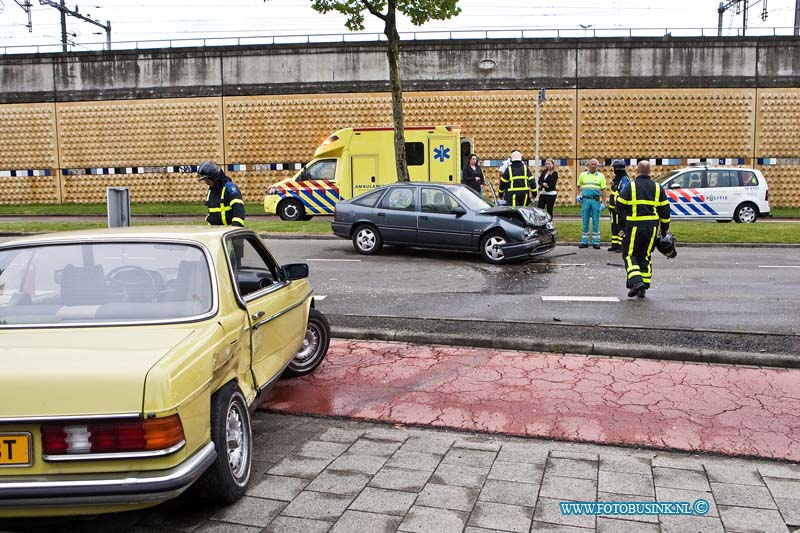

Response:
(499, 150), (536, 207)
(576, 158), (607, 249)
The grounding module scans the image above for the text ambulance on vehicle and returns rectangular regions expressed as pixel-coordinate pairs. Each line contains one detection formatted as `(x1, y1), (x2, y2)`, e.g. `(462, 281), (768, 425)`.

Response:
(264, 126), (473, 221)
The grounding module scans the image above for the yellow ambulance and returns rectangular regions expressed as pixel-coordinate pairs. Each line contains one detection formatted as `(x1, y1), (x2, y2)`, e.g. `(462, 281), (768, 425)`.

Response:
(264, 125), (472, 220)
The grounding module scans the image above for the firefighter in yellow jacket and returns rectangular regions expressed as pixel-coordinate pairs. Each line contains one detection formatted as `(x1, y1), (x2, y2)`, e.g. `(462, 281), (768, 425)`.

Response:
(499, 150), (536, 207)
(616, 160), (671, 299)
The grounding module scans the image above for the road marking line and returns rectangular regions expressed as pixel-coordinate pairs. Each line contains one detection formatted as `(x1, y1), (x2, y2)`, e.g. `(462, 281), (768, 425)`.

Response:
(315, 295), (327, 301)
(758, 265), (800, 268)
(542, 296), (620, 302)
(306, 258), (362, 262)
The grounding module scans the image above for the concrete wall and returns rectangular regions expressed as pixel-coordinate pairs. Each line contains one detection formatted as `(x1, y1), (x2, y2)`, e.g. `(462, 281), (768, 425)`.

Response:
(3, 37), (800, 104)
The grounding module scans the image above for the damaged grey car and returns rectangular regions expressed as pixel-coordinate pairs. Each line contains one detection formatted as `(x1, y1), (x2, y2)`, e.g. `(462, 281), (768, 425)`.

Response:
(331, 182), (558, 264)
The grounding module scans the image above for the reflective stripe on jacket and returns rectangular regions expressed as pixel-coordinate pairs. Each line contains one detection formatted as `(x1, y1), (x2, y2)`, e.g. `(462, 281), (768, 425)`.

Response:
(617, 176), (670, 230)
(206, 181), (246, 227)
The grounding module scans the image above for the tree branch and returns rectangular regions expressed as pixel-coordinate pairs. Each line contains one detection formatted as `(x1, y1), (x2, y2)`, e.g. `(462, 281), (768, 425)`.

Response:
(360, 0), (386, 21)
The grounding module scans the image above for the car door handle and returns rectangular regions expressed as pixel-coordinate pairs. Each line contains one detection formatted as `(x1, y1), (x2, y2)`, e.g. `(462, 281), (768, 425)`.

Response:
(377, 212), (385, 217)
(420, 215), (429, 221)
(252, 311), (265, 320)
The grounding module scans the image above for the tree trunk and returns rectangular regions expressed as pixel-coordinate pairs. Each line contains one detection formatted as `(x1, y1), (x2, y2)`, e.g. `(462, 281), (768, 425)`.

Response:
(384, 1), (408, 182)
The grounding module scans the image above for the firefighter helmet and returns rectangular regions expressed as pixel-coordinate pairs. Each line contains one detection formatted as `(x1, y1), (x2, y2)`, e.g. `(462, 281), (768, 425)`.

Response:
(655, 231), (677, 259)
(611, 159), (626, 170)
(197, 160), (222, 180)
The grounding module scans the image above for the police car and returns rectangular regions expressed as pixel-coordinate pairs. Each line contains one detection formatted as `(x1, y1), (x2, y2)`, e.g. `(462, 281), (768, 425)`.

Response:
(654, 166), (770, 223)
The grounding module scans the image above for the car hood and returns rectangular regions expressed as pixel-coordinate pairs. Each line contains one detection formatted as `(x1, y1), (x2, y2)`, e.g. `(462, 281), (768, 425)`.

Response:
(479, 205), (551, 226)
(0, 327), (194, 419)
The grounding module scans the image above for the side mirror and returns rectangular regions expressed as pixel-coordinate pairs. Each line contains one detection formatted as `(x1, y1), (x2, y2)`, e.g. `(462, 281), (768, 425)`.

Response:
(669, 182), (681, 189)
(281, 263), (309, 281)
(451, 206), (467, 216)
(298, 169), (310, 181)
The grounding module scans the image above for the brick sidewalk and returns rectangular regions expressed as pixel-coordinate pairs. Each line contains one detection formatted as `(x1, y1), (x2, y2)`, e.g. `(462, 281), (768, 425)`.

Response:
(7, 413), (799, 533)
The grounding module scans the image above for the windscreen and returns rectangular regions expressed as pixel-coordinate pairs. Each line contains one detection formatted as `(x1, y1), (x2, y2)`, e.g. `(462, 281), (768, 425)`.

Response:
(450, 186), (492, 211)
(0, 242), (213, 326)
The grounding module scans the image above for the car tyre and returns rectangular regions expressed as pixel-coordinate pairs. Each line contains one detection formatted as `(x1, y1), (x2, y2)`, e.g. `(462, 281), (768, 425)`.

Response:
(734, 202), (758, 223)
(284, 308), (330, 377)
(194, 382), (252, 505)
(480, 230), (508, 264)
(352, 224), (383, 255)
(278, 199), (305, 221)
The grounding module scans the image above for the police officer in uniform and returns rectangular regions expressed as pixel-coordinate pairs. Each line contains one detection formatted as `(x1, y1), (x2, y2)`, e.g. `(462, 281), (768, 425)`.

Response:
(198, 161), (246, 227)
(607, 159), (630, 252)
(499, 150), (535, 207)
(616, 160), (671, 299)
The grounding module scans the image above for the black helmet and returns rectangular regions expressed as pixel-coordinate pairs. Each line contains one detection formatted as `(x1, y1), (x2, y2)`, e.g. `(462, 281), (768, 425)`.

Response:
(655, 232), (677, 259)
(611, 159), (626, 170)
(197, 160), (222, 180)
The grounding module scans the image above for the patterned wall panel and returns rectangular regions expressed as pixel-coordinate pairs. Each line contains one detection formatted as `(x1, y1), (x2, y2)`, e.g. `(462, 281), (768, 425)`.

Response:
(757, 165), (800, 207)
(577, 89), (755, 159)
(0, 103), (59, 203)
(62, 173), (209, 204)
(756, 89), (800, 157)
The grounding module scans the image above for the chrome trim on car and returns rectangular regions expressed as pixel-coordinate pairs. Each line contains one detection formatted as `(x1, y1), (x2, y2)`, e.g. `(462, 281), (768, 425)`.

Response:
(43, 440), (186, 462)
(0, 442), (216, 506)
(0, 413), (140, 423)
(252, 291), (312, 331)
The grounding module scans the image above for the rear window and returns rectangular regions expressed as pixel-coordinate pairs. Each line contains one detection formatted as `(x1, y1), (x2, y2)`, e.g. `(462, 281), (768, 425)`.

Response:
(739, 171), (759, 187)
(706, 170), (739, 188)
(351, 189), (385, 207)
(0, 242), (213, 326)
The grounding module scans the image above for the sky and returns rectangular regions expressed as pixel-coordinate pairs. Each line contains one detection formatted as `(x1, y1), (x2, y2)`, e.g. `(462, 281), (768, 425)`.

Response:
(0, 0), (795, 53)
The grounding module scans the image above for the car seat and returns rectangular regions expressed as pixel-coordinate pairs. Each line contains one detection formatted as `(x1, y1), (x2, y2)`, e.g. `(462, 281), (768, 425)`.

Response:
(60, 264), (106, 305)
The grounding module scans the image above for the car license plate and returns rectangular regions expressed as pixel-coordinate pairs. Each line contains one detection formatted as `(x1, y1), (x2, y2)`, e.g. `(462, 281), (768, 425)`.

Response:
(0, 433), (32, 467)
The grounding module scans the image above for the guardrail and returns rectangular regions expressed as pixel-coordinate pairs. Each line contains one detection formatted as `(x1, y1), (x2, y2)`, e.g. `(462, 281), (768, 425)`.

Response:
(2, 26), (798, 55)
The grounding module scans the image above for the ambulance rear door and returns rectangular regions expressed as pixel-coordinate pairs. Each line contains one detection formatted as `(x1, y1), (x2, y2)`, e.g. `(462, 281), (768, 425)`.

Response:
(351, 154), (379, 198)
(428, 135), (458, 184)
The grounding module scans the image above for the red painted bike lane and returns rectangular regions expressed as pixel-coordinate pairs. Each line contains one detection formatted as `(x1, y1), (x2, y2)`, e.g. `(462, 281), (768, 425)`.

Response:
(262, 340), (800, 461)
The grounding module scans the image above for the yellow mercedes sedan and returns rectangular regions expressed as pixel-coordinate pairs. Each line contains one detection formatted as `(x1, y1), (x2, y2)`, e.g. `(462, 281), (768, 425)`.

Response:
(0, 226), (329, 517)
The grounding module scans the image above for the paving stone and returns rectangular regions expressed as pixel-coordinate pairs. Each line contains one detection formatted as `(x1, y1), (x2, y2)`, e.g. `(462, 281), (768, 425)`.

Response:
(546, 458), (598, 480)
(330, 510), (402, 533)
(416, 482), (480, 511)
(209, 496), (285, 527)
(464, 527), (507, 533)
(400, 436), (454, 455)
(430, 462), (489, 488)
(268, 456), (332, 479)
(263, 516), (332, 533)
(246, 475), (309, 501)
(363, 428), (411, 442)
(295, 440), (351, 460)
(598, 471), (654, 497)
(468, 501), (534, 533)
(775, 498), (800, 527)
(529, 522), (593, 531)
(658, 515), (725, 533)
(399, 505), (468, 533)
(349, 487), (418, 516)
(280, 491), (354, 521)
(453, 436), (502, 451)
(385, 450), (444, 472)
(539, 475), (598, 502)
(598, 455), (652, 475)
(496, 442), (550, 465)
(305, 470), (371, 496)
(194, 522), (262, 533)
(370, 466), (432, 492)
(441, 447), (497, 469)
(479, 479), (539, 507)
(597, 492), (658, 524)
(316, 427), (364, 444)
(550, 450), (599, 461)
(763, 477), (800, 500)
(653, 466), (710, 491)
(705, 463), (764, 486)
(758, 464), (800, 480)
(533, 497), (596, 529)
(651, 455), (706, 471)
(711, 481), (777, 509)
(718, 505), (789, 533)
(487, 460), (544, 484)
(142, 498), (222, 531)
(252, 443), (299, 463)
(596, 517), (660, 533)
(347, 437), (403, 457)
(656, 486), (718, 517)
(327, 453), (387, 475)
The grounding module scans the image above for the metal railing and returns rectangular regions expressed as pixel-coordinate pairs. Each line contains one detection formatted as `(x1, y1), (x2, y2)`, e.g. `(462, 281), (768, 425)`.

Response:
(2, 26), (798, 55)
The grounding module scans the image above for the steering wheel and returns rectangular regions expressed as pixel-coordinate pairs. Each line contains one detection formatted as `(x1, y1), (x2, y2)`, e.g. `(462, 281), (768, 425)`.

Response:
(106, 265), (157, 299)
